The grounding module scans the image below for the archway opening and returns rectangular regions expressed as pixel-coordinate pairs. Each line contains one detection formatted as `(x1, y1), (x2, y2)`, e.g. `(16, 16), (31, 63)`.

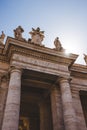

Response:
(19, 69), (55, 130)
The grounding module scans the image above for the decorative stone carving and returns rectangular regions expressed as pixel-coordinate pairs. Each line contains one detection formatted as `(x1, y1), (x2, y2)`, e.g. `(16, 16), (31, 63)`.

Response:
(54, 37), (63, 51)
(29, 27), (44, 46)
(84, 54), (87, 65)
(14, 26), (26, 41)
(0, 31), (5, 44)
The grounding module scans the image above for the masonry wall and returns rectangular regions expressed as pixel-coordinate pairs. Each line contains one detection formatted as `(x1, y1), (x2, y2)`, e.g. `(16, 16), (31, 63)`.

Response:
(0, 78), (9, 129)
(71, 77), (87, 130)
(0, 62), (9, 130)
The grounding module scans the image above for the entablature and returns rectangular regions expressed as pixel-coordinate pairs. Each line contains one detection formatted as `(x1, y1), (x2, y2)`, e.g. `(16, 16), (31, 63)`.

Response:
(4, 37), (78, 68)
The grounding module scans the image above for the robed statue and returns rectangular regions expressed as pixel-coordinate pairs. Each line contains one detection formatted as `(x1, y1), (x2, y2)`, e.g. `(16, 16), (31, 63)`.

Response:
(84, 54), (87, 65)
(0, 31), (5, 44)
(54, 37), (63, 51)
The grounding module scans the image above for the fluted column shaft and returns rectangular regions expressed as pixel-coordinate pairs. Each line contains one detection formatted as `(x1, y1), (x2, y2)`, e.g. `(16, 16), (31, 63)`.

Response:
(59, 78), (77, 130)
(2, 67), (22, 130)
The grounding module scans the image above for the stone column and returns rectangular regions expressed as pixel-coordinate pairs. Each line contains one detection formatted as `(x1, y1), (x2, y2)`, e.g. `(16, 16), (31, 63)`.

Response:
(50, 86), (64, 130)
(59, 77), (77, 130)
(2, 67), (22, 130)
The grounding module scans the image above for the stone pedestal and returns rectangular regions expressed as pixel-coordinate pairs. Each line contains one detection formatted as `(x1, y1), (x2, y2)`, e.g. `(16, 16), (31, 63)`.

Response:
(2, 67), (22, 130)
(59, 78), (77, 130)
(50, 87), (64, 130)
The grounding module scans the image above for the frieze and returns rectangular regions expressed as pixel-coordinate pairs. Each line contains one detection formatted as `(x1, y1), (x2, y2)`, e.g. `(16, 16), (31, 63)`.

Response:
(0, 55), (9, 63)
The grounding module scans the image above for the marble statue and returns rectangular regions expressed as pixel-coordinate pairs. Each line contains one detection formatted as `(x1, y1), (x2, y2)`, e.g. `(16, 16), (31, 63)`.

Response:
(0, 31), (5, 44)
(29, 27), (44, 45)
(84, 54), (87, 64)
(54, 37), (62, 51)
(14, 26), (25, 41)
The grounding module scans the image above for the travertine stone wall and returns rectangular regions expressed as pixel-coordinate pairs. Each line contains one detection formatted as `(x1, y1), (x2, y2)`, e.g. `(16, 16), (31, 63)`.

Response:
(2, 67), (22, 130)
(72, 91), (87, 130)
(0, 75), (9, 130)
(50, 86), (64, 130)
(71, 77), (87, 130)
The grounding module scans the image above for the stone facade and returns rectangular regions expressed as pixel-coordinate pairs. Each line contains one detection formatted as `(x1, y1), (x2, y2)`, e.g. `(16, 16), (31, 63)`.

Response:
(0, 27), (87, 130)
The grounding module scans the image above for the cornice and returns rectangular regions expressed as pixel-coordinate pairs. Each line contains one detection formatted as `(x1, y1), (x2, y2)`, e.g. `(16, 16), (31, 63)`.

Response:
(71, 64), (87, 73)
(3, 37), (78, 67)
(5, 37), (78, 58)
(70, 64), (87, 79)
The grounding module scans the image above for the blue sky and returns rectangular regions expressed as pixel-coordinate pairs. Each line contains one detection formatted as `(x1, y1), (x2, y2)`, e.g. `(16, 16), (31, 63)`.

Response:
(0, 0), (87, 64)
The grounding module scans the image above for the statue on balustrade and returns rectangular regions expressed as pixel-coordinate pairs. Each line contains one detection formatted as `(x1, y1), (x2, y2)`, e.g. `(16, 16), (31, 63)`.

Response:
(84, 54), (87, 65)
(0, 31), (5, 44)
(29, 27), (44, 46)
(54, 37), (63, 51)
(14, 26), (26, 41)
